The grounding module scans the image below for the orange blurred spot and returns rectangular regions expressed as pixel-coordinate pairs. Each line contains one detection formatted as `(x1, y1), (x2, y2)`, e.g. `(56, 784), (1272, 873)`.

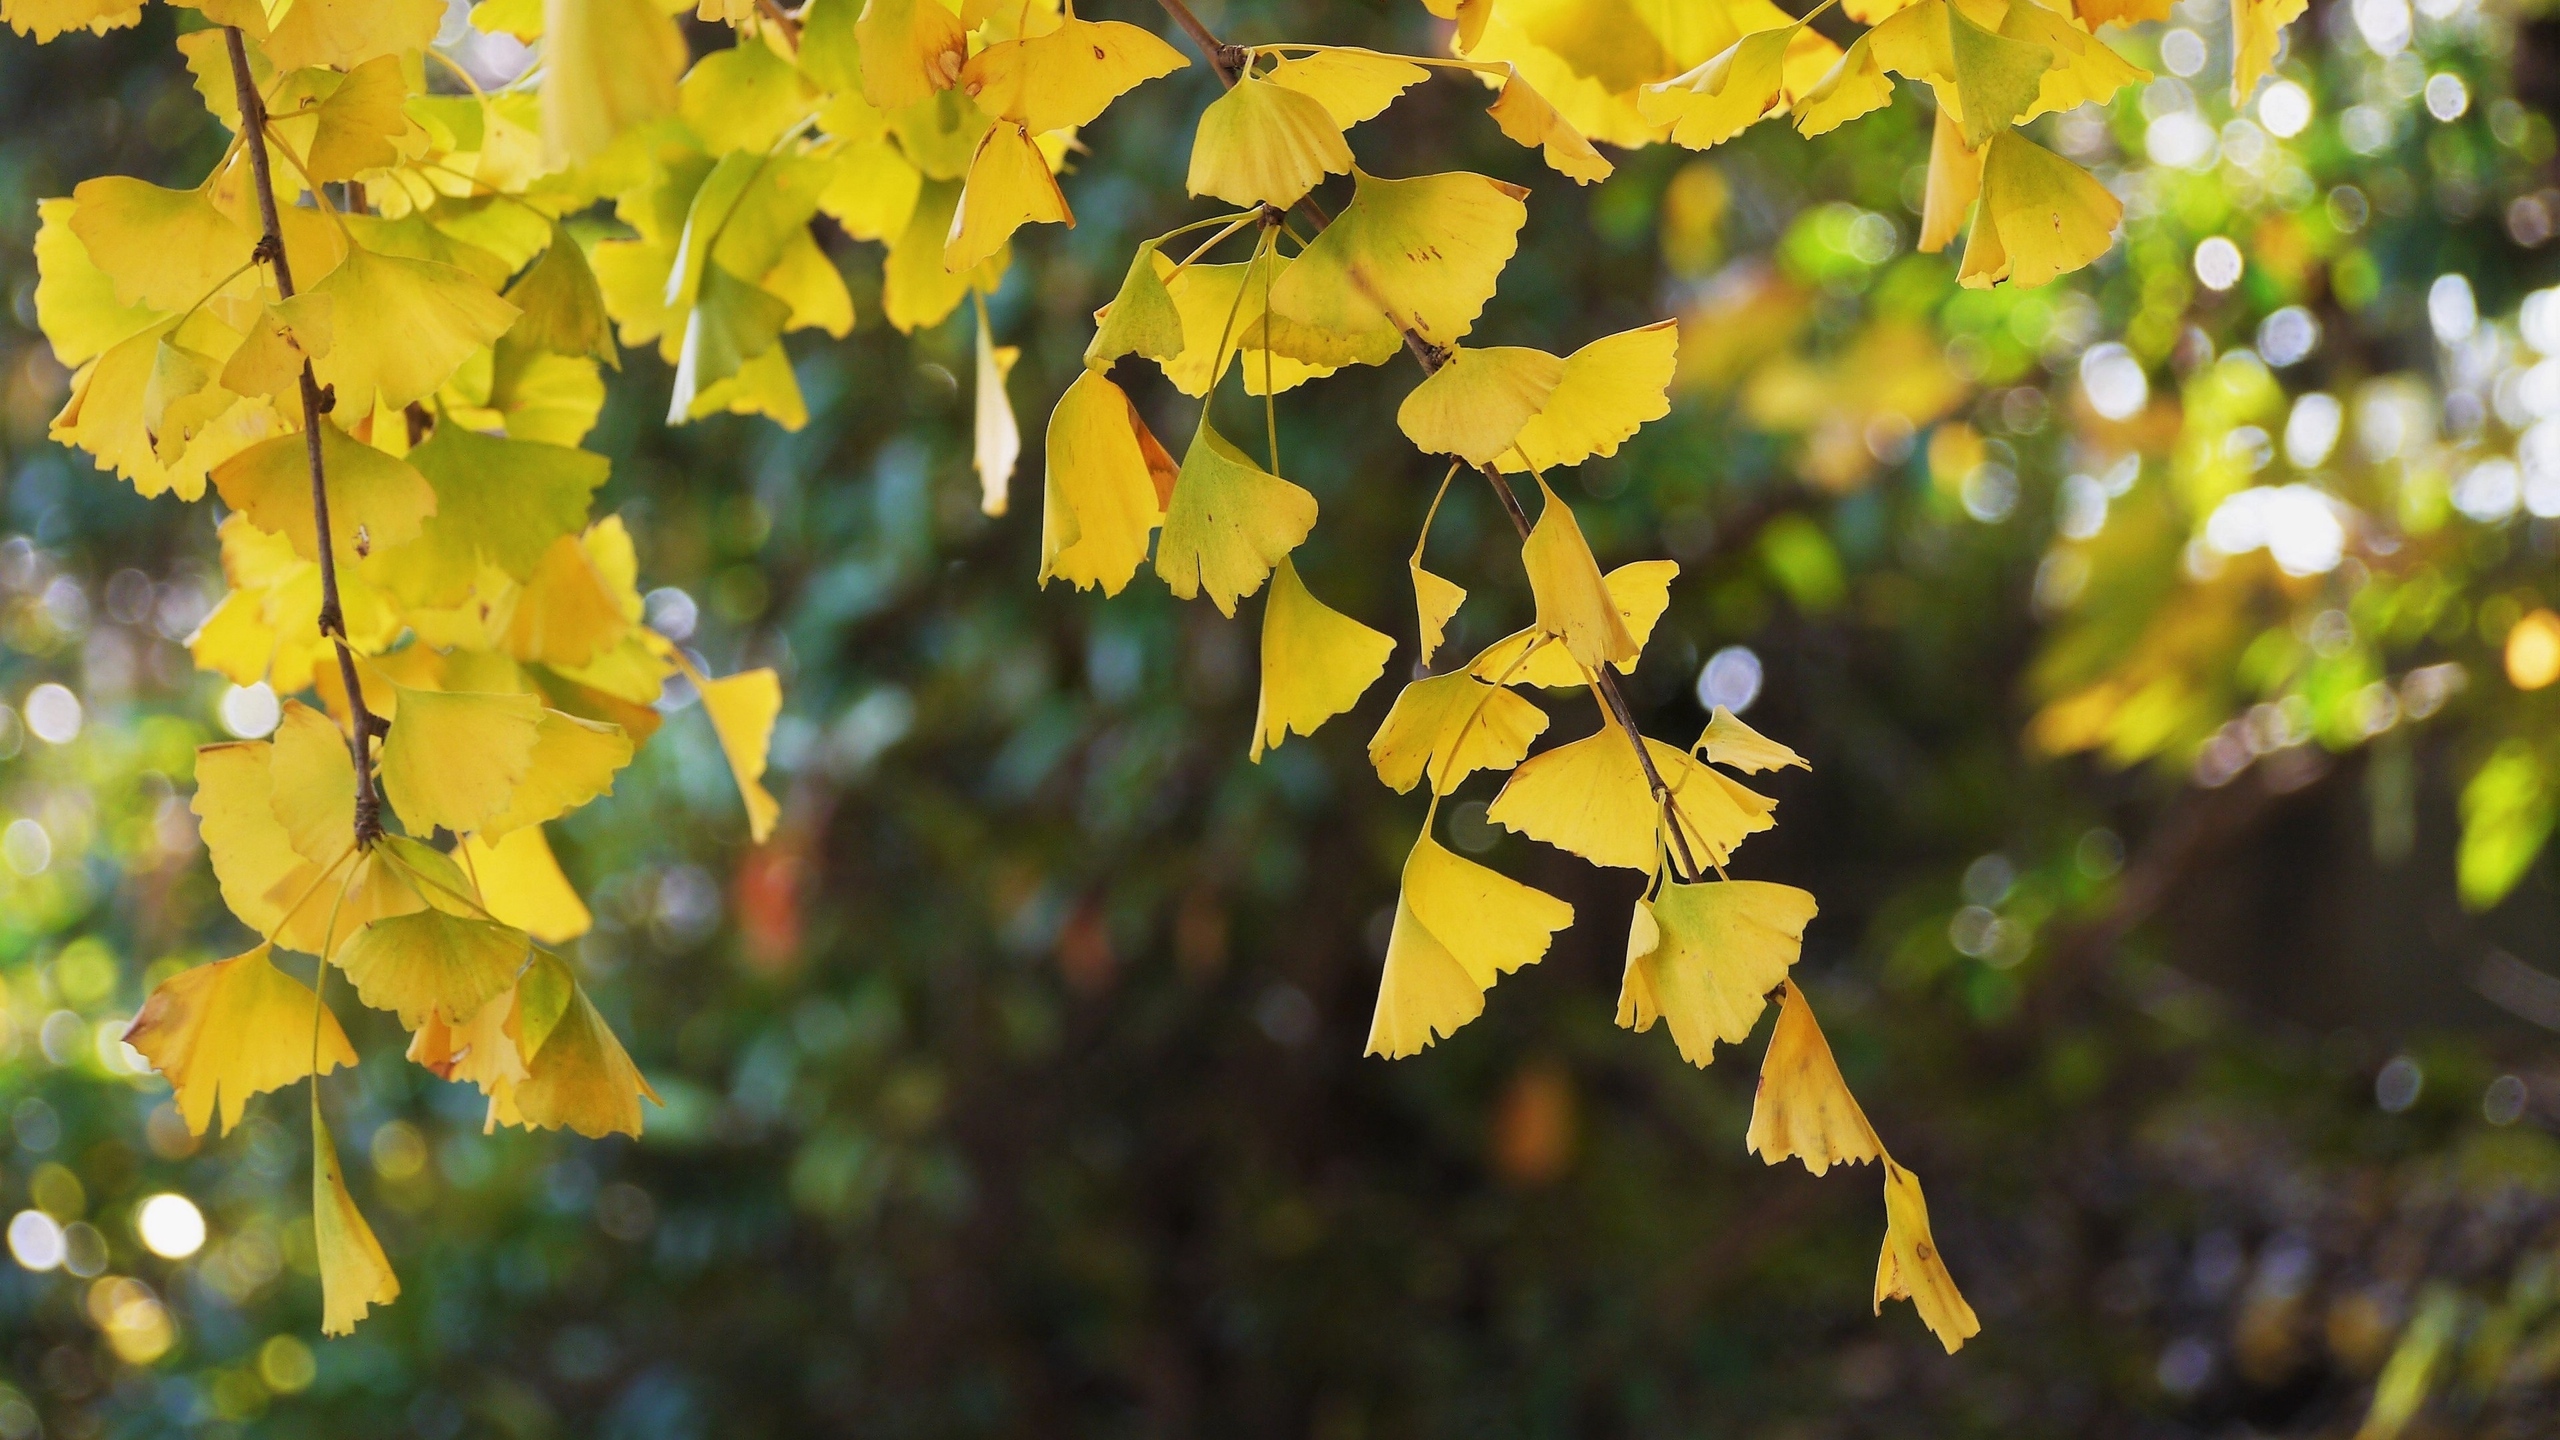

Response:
(1491, 1059), (1576, 1186)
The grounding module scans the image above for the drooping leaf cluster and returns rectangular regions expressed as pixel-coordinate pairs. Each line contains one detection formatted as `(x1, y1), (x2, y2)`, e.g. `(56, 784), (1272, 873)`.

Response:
(6, 0), (2324, 1348)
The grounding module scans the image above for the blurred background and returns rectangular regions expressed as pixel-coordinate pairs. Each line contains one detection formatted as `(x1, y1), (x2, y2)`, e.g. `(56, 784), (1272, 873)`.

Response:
(8, 0), (2560, 1434)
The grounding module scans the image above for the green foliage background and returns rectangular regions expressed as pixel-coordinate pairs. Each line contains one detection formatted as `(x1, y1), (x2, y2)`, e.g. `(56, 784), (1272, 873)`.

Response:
(7, 0), (2560, 1435)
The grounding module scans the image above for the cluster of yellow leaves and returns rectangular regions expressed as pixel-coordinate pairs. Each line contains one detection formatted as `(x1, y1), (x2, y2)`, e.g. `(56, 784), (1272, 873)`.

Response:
(1412, 0), (2317, 292)
(1014, 0), (1984, 1345)
(26, 0), (796, 1334)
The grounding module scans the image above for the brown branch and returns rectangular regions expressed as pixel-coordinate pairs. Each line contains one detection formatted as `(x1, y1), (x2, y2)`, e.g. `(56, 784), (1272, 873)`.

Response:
(223, 26), (386, 848)
(755, 0), (802, 45)
(1147, 0), (1708, 881)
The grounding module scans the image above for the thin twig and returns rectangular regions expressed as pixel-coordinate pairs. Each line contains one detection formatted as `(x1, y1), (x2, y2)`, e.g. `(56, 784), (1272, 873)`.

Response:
(223, 26), (385, 848)
(755, 0), (803, 45)
(1147, 0), (1703, 877)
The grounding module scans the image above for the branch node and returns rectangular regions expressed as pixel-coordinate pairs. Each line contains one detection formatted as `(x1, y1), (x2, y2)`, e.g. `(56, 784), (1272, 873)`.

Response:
(313, 382), (336, 416)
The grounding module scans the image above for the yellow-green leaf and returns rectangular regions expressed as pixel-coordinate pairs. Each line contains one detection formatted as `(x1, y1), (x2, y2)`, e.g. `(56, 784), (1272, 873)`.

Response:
(1156, 419), (1319, 617)
(282, 244), (521, 416)
(335, 904), (530, 1029)
(1957, 130), (2121, 290)
(211, 421), (437, 568)
(312, 1109), (399, 1336)
(378, 686), (545, 837)
(1186, 75), (1352, 211)
(1617, 877), (1816, 1064)
(1269, 168), (1528, 352)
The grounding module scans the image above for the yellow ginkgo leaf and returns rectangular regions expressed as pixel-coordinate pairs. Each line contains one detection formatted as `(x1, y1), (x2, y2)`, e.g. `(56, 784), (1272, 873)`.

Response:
(1488, 727), (1672, 870)
(1500, 320), (1679, 473)
(481, 710), (633, 840)
(1266, 47), (1429, 127)
(378, 686), (544, 837)
(1367, 667), (1550, 794)
(1420, 0), (1494, 51)
(212, 422), (436, 569)
(2002, 1), (2147, 119)
(2233, 0), (2307, 103)
(281, 244), (521, 416)
(666, 266), (792, 425)
(1041, 370), (1163, 595)
(1616, 877), (1817, 1065)
(504, 532), (634, 669)
(858, 0), (970, 111)
(490, 952), (660, 1138)
(1697, 704), (1810, 772)
(1367, 835), (1573, 1057)
(700, 667), (784, 843)
(1639, 26), (1792, 149)
(1487, 64), (1614, 183)
(4, 0), (142, 42)
(1945, 2), (2051, 147)
(1794, 32), (1895, 136)
(1252, 557), (1396, 761)
(305, 54), (422, 182)
(336, 905), (530, 1030)
(1397, 346), (1567, 467)
(263, 0), (443, 70)
(122, 944), (358, 1137)
(219, 303), (330, 400)
(960, 12), (1188, 131)
(312, 1109), (399, 1337)
(1156, 420), (1320, 617)
(1411, 563), (1467, 668)
(2075, 0), (2169, 22)
(1158, 254), (1361, 396)
(1917, 104), (1983, 254)
(405, 965), (527, 1091)
(67, 174), (254, 313)
(192, 741), (342, 945)
(1865, 0), (1955, 90)
(461, 825), (594, 944)
(975, 303), (1021, 517)
(540, 0), (685, 165)
(1958, 130), (2121, 290)
(1268, 168), (1528, 351)
(946, 122), (1073, 274)
(1876, 1159), (1982, 1352)
(1086, 241), (1185, 370)
(393, 421), (611, 592)
(1488, 726), (1769, 870)
(30, 197), (157, 369)
(505, 223), (620, 369)
(1474, 559), (1678, 687)
(268, 700), (356, 865)
(1187, 75), (1353, 211)
(1746, 981), (1881, 1175)
(143, 336), (236, 467)
(1522, 476), (1637, 671)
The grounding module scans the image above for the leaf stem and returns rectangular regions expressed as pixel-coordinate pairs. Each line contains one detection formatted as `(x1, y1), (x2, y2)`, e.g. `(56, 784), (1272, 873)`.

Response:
(223, 24), (386, 850)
